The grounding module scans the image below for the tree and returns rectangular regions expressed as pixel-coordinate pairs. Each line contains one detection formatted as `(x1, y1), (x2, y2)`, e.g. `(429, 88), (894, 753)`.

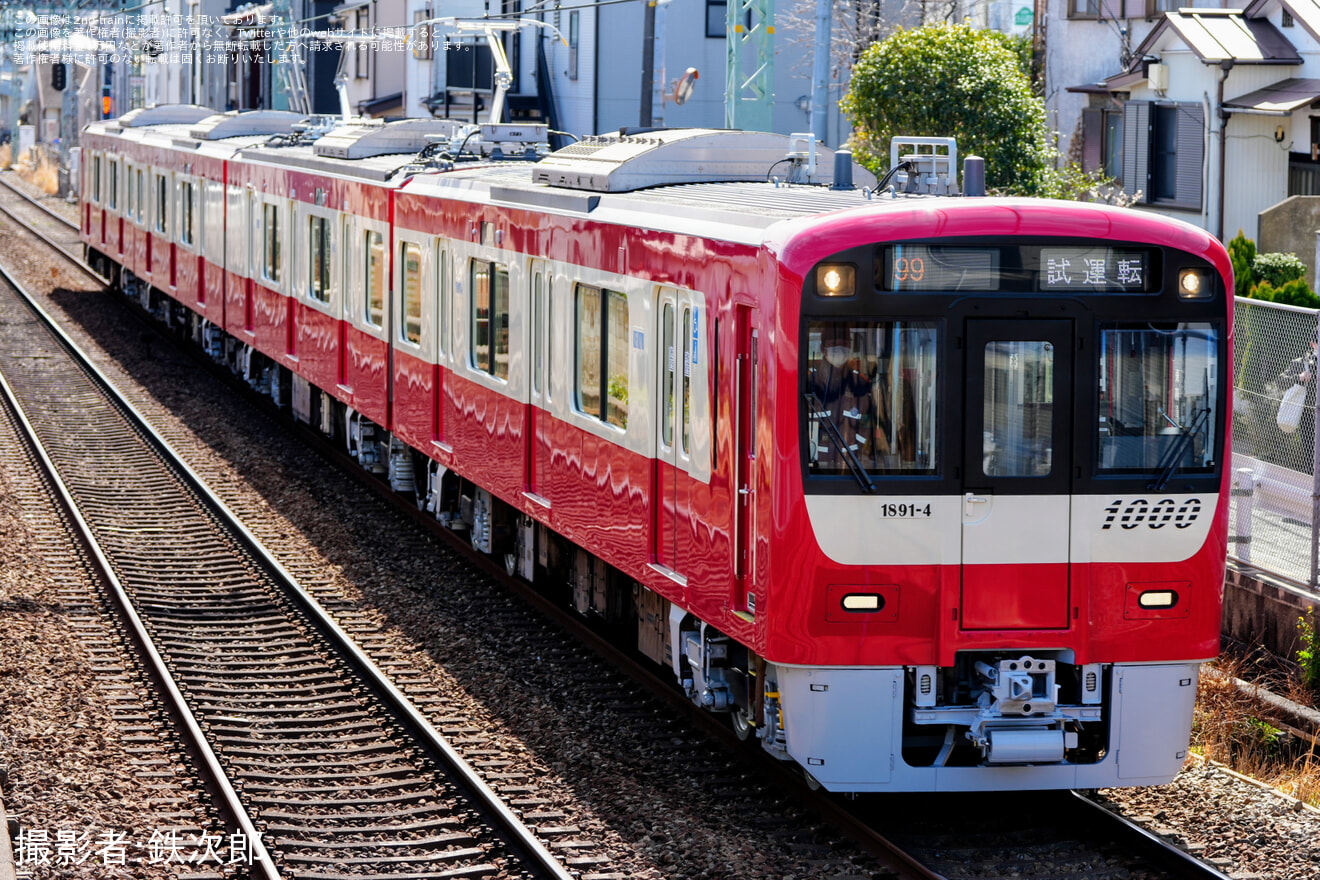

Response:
(841, 24), (1055, 194)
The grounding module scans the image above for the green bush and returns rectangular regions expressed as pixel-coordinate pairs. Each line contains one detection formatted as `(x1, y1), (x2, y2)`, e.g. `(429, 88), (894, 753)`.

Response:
(840, 24), (1054, 195)
(1227, 231), (1256, 299)
(1299, 608), (1320, 691)
(1247, 280), (1276, 302)
(1272, 277), (1320, 308)
(1253, 251), (1307, 288)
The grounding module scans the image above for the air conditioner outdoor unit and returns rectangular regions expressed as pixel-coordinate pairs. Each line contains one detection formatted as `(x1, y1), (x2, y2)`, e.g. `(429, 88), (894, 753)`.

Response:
(1147, 63), (1169, 92)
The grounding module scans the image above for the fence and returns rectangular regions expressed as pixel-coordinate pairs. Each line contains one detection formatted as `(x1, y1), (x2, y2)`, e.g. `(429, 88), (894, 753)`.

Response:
(1231, 296), (1320, 587)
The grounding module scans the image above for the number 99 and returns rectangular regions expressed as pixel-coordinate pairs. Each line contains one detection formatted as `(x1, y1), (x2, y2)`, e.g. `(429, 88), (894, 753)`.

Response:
(894, 256), (925, 284)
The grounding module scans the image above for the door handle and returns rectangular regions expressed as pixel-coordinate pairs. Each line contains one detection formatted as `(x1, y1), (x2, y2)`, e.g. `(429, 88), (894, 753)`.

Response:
(964, 492), (989, 516)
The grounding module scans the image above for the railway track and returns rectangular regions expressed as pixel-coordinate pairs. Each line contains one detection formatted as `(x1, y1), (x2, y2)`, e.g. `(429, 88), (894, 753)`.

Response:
(0, 257), (570, 877)
(0, 172), (1241, 880)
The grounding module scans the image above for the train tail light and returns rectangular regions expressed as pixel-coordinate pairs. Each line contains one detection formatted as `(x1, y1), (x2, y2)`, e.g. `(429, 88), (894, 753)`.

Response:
(1138, 589), (1179, 609)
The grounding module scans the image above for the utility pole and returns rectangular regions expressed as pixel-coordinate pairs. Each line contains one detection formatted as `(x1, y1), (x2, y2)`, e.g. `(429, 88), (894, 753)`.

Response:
(60, 0), (78, 195)
(639, 0), (655, 126)
(650, 0), (668, 126)
(808, 0), (829, 142)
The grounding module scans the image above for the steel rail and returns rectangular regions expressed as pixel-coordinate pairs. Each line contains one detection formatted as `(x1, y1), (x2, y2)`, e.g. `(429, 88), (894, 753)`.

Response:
(0, 267), (279, 880)
(0, 258), (575, 880)
(0, 175), (108, 287)
(1068, 792), (1235, 879)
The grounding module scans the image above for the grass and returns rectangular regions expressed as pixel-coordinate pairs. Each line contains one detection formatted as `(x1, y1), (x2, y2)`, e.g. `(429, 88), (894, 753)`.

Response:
(1194, 654), (1320, 807)
(12, 147), (60, 195)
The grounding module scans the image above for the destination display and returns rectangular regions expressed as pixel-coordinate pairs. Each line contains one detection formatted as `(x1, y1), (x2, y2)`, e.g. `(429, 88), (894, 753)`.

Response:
(1038, 247), (1149, 292)
(878, 245), (1157, 293)
(884, 245), (1001, 292)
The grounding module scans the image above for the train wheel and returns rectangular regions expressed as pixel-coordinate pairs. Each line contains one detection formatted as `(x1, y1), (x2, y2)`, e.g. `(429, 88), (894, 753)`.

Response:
(731, 707), (756, 742)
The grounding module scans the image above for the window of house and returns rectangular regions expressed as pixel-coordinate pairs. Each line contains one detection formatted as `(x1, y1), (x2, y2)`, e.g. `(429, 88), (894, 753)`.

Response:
(1070, 0), (1099, 17)
(575, 284), (629, 429)
(180, 181), (194, 245)
(155, 174), (167, 233)
(364, 229), (385, 327)
(1104, 111), (1123, 181)
(568, 11), (579, 80)
(356, 9), (370, 78)
(400, 241), (423, 345)
(1119, 101), (1204, 208)
(1283, 8), (1294, 26)
(263, 203), (281, 283)
(308, 215), (330, 303)
(470, 259), (510, 379)
(706, 0), (727, 36)
(1148, 0), (1177, 14)
(1152, 105), (1178, 201)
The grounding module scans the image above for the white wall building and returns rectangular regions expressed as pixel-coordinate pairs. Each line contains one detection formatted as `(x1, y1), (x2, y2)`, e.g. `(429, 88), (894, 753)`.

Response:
(1044, 0), (1224, 161)
(1076, 3), (1320, 241)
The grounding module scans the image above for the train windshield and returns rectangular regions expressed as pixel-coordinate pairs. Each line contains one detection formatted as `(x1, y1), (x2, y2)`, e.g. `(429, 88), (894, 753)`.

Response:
(805, 321), (939, 476)
(1097, 322), (1219, 476)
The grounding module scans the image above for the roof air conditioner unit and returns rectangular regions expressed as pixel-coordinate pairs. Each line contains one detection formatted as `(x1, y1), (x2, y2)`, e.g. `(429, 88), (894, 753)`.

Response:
(1147, 62), (1169, 92)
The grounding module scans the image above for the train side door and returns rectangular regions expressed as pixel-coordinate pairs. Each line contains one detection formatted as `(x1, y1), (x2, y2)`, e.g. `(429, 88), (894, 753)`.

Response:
(526, 260), (552, 504)
(733, 305), (758, 611)
(961, 319), (1073, 630)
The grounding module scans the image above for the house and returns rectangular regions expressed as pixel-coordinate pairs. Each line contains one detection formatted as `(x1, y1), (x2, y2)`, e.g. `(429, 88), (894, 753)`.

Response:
(1043, 0), (1227, 162)
(1072, 3), (1320, 248)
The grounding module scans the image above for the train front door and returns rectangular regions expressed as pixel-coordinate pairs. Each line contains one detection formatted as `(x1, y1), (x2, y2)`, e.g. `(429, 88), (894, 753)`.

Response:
(960, 319), (1073, 630)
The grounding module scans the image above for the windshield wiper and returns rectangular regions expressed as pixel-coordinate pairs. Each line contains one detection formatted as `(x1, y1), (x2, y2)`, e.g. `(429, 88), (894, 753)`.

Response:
(805, 392), (876, 494)
(1148, 406), (1211, 491)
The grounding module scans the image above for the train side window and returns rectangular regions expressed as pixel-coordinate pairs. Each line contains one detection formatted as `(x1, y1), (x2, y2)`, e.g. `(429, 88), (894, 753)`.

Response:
(155, 174), (167, 234)
(533, 270), (544, 395)
(575, 284), (629, 429)
(469, 259), (509, 379)
(364, 230), (385, 328)
(308, 215), (331, 303)
(546, 278), (552, 401)
(136, 170), (144, 223)
(263, 203), (282, 284)
(204, 182), (224, 265)
(399, 241), (422, 345)
(180, 181), (194, 246)
(436, 243), (449, 357)
(681, 307), (692, 453)
(92, 156), (101, 204)
(108, 161), (117, 211)
(662, 303), (675, 447)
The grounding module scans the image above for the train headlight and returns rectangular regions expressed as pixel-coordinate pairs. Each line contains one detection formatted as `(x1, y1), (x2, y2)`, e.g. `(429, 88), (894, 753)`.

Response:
(1177, 268), (1213, 299)
(816, 263), (856, 297)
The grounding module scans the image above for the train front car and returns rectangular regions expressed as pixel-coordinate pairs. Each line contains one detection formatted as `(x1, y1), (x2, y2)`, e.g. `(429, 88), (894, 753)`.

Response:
(761, 196), (1231, 792)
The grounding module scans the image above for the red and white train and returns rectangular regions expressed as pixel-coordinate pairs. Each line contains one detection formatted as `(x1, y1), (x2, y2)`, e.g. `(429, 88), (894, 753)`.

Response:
(80, 105), (1232, 793)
